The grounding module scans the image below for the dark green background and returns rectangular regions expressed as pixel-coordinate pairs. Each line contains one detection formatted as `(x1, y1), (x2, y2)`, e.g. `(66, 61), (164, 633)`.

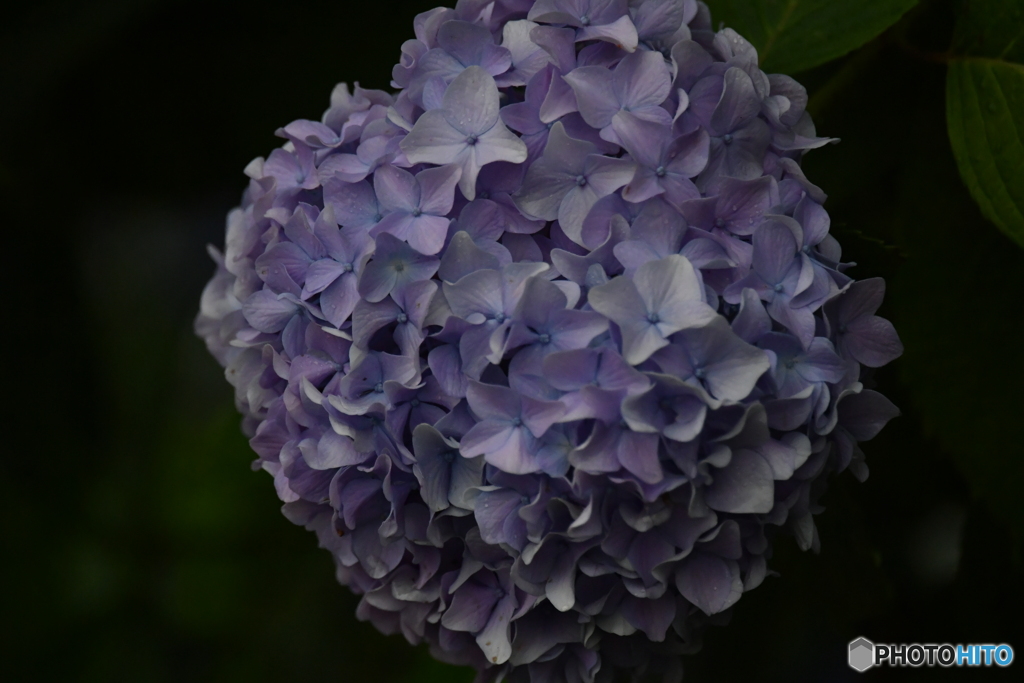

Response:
(3, 1), (1022, 680)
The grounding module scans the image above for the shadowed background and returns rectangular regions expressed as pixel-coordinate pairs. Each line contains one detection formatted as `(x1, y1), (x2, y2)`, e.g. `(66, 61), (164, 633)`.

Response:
(3, 0), (1022, 681)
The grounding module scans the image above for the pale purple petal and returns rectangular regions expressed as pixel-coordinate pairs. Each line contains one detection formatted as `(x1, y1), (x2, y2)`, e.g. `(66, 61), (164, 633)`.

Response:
(676, 554), (743, 615)
(705, 450), (774, 514)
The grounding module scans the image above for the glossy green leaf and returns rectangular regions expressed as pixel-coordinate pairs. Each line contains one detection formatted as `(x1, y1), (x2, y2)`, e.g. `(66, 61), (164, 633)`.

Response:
(945, 0), (1024, 248)
(705, 0), (918, 74)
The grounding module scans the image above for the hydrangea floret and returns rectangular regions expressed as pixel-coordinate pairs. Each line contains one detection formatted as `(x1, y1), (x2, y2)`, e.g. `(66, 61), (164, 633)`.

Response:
(197, 1), (903, 680)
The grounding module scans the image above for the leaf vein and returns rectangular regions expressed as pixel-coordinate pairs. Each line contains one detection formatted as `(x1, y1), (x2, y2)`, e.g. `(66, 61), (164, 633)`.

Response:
(759, 0), (800, 65)
(986, 65), (1024, 225)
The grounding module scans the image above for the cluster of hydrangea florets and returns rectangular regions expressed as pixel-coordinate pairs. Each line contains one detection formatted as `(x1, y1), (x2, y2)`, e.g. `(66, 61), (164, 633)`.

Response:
(196, 1), (904, 680)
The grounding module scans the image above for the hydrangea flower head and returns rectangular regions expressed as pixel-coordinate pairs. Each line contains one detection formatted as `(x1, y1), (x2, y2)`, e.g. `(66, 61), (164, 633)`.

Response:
(197, 1), (903, 680)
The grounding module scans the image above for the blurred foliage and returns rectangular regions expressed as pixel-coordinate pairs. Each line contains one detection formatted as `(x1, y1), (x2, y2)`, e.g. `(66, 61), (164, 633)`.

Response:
(3, 1), (1023, 682)
(949, 0), (1024, 62)
(895, 95), (1024, 536)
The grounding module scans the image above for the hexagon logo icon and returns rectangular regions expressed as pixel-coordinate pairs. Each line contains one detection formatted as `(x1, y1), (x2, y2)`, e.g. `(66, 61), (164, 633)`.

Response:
(848, 637), (875, 672)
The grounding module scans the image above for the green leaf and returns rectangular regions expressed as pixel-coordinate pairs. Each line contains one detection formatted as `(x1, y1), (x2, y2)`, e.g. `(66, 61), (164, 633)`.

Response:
(705, 0), (918, 74)
(945, 1), (1024, 248)
(946, 60), (1024, 247)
